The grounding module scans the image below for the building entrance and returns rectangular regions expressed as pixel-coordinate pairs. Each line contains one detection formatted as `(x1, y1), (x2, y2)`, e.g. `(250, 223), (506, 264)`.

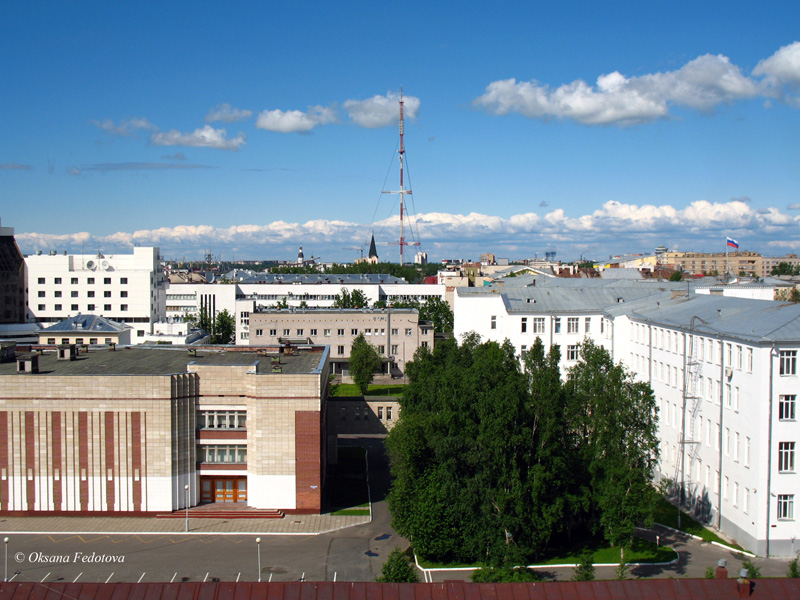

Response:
(200, 476), (247, 503)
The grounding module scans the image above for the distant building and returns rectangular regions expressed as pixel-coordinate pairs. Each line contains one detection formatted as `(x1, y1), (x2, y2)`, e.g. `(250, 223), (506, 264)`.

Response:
(662, 250), (761, 276)
(38, 314), (132, 346)
(249, 307), (432, 376)
(414, 251), (427, 265)
(0, 219), (25, 325)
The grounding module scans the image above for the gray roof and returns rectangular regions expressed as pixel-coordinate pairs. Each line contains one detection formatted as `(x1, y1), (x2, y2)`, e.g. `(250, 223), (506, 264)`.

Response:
(606, 292), (800, 344)
(233, 273), (407, 285)
(42, 314), (128, 333)
(598, 268), (646, 280)
(0, 346), (327, 376)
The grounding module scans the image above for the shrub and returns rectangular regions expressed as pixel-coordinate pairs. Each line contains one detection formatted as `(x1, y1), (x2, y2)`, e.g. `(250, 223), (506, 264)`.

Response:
(471, 567), (542, 582)
(741, 560), (761, 579)
(572, 549), (595, 582)
(376, 548), (418, 583)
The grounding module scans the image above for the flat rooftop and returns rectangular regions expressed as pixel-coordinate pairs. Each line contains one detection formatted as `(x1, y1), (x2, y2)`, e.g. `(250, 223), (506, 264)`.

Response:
(0, 346), (327, 376)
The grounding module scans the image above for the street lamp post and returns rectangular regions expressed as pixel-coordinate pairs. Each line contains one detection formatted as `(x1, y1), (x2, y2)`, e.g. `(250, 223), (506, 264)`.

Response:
(184, 484), (190, 532)
(4, 537), (8, 582)
(256, 537), (262, 582)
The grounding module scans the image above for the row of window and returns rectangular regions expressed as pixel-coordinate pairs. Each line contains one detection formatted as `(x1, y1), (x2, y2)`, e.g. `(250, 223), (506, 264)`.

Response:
(509, 316), (600, 335)
(46, 337), (115, 345)
(339, 406), (393, 421)
(37, 277), (129, 285)
(253, 327), (415, 337)
(198, 445), (246, 464)
(38, 290), (127, 298)
(36, 304), (128, 312)
(198, 410), (246, 430)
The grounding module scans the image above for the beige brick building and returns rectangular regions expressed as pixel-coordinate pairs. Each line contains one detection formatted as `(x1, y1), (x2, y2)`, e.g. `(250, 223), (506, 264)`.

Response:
(661, 251), (762, 276)
(248, 308), (433, 376)
(0, 344), (329, 515)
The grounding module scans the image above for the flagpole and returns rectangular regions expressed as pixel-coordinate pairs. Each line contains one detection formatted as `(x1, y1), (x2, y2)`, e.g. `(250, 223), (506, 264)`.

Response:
(725, 238), (729, 279)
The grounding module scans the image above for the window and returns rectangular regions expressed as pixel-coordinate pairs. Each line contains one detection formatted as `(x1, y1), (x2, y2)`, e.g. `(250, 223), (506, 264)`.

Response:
(54, 277), (62, 284)
(777, 494), (794, 520)
(724, 428), (730, 455)
(71, 304), (78, 311)
(391, 328), (398, 335)
(87, 277), (94, 284)
(744, 488), (749, 513)
(75, 338), (84, 345)
(104, 277), (111, 284)
(726, 343), (732, 365)
(391, 344), (398, 354)
(89, 338), (97, 345)
(269, 329), (277, 336)
(780, 350), (796, 375)
(378, 407), (383, 419)
(120, 277), (128, 284)
(87, 304), (95, 311)
(338, 345), (345, 355)
(554, 318), (561, 333)
(87, 291), (94, 298)
(310, 329), (317, 336)
(137, 330), (144, 337)
(120, 291), (128, 298)
(54, 291), (61, 298)
(779, 395), (796, 420)
(734, 432), (740, 461)
(71, 290), (78, 298)
(365, 328), (372, 335)
(733, 482), (739, 507)
(745, 436), (750, 466)
(351, 328), (358, 335)
(37, 304), (45, 310)
(54, 304), (62, 311)
(38, 291), (45, 298)
(405, 328), (413, 336)
(47, 338), (55, 344)
(520, 345), (527, 358)
(104, 304), (111, 311)
(734, 387), (740, 412)
(104, 291), (111, 298)
(585, 317), (591, 333)
(386, 406), (392, 420)
(378, 345), (385, 354)
(521, 317), (527, 333)
(779, 442), (795, 472)
(70, 277), (78, 284)
(736, 345), (742, 369)
(199, 445), (247, 464)
(37, 277), (45, 284)
(283, 329), (290, 336)
(567, 345), (580, 361)
(255, 329), (263, 336)
(354, 407), (360, 421)
(725, 384), (731, 408)
(297, 329), (304, 336)
(533, 318), (545, 333)
(340, 407), (346, 421)
(490, 316), (497, 330)
(198, 410), (246, 429)
(567, 317), (579, 333)
(337, 329), (344, 336)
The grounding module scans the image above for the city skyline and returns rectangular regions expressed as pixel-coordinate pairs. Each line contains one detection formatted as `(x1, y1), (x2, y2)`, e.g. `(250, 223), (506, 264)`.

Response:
(2, 2), (800, 262)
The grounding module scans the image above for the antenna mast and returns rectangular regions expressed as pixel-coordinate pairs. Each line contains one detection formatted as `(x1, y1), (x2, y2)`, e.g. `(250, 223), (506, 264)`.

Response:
(382, 88), (420, 266)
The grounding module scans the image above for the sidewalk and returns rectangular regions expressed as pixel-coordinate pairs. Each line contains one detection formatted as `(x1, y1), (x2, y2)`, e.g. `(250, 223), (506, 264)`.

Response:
(0, 512), (371, 536)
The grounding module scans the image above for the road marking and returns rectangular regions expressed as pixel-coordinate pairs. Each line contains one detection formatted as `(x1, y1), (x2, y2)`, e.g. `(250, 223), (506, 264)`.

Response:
(138, 572), (146, 583)
(105, 572), (114, 584)
(333, 572), (337, 582)
(8, 573), (18, 582)
(73, 573), (82, 583)
(268, 573), (273, 582)
(236, 573), (240, 582)
(203, 572), (209, 582)
(170, 572), (177, 583)
(41, 573), (50, 583)
(300, 572), (305, 582)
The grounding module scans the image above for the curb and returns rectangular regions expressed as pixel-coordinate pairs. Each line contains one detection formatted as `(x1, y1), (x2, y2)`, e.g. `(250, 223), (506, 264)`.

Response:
(654, 522), (756, 557)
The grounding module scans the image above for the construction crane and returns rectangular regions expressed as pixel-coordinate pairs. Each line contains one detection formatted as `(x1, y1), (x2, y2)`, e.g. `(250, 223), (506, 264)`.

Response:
(342, 245), (366, 259)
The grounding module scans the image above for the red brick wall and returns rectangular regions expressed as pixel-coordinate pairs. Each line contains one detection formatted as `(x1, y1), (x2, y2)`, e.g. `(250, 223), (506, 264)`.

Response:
(294, 411), (322, 512)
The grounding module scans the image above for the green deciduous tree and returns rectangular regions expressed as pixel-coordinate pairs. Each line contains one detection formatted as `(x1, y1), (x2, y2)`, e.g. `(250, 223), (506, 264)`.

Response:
(349, 333), (382, 394)
(211, 309), (235, 344)
(333, 287), (369, 308)
(419, 296), (454, 333)
(471, 566), (541, 582)
(375, 548), (419, 583)
(572, 549), (595, 581)
(386, 335), (660, 566)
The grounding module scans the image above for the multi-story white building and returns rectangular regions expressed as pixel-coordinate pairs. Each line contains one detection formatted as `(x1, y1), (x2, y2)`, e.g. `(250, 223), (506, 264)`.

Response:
(25, 247), (167, 340)
(454, 281), (800, 557)
(166, 277), (446, 345)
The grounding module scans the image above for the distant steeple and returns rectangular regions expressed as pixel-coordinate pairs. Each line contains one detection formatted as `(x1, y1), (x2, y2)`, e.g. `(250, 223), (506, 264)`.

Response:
(368, 235), (378, 260)
(297, 245), (304, 265)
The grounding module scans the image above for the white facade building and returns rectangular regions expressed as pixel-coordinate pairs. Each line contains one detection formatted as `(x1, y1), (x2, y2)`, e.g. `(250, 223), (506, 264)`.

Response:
(25, 247), (167, 340)
(454, 282), (800, 557)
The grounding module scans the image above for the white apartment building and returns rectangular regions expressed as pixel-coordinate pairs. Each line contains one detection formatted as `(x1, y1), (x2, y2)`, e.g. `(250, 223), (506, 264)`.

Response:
(25, 247), (167, 340)
(454, 281), (800, 557)
(166, 278), (445, 345)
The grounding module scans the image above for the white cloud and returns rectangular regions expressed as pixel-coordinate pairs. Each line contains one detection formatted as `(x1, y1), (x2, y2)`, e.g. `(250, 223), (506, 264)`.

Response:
(753, 41), (800, 106)
(205, 103), (253, 123)
(343, 92), (421, 128)
(91, 117), (158, 136)
(15, 200), (800, 261)
(475, 51), (761, 126)
(150, 125), (246, 150)
(255, 105), (337, 133)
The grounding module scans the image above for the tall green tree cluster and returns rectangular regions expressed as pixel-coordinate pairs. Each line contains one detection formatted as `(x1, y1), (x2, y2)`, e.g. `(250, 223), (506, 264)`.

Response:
(382, 297), (454, 333)
(332, 287), (369, 309)
(386, 336), (659, 565)
(189, 307), (236, 344)
(349, 333), (383, 394)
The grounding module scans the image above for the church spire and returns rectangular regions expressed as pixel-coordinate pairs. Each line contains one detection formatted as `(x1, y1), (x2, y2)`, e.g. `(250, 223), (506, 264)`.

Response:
(368, 234), (378, 260)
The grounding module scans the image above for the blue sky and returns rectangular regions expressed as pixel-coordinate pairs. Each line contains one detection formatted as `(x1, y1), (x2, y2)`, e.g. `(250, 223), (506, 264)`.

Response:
(2, 1), (800, 263)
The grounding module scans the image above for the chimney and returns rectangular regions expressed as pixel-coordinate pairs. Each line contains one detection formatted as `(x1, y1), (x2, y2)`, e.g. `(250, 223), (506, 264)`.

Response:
(715, 558), (728, 579)
(737, 569), (752, 597)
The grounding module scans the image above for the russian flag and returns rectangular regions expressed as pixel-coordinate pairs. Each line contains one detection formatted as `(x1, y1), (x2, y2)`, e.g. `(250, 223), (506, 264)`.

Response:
(727, 237), (739, 249)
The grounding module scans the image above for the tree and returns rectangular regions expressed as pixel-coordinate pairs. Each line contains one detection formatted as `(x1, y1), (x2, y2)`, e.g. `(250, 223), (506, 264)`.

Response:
(376, 548), (419, 583)
(419, 297), (454, 333)
(572, 549), (595, 581)
(332, 287), (369, 309)
(771, 262), (800, 276)
(669, 271), (683, 282)
(211, 309), (235, 344)
(471, 566), (541, 582)
(787, 555), (800, 578)
(349, 333), (382, 394)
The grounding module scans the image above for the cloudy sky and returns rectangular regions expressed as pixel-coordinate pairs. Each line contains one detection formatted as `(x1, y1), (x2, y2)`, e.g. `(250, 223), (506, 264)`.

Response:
(2, 2), (800, 263)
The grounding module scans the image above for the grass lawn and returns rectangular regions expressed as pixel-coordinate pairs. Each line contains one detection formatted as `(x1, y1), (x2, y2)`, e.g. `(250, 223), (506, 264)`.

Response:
(418, 537), (676, 569)
(330, 383), (405, 397)
(654, 497), (743, 550)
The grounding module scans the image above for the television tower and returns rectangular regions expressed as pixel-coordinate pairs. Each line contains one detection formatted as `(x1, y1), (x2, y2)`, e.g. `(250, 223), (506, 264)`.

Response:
(382, 89), (420, 266)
